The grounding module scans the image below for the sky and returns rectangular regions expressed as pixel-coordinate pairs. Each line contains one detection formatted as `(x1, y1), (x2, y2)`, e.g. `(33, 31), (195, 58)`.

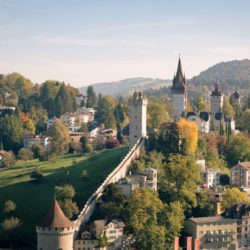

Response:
(0, 0), (250, 87)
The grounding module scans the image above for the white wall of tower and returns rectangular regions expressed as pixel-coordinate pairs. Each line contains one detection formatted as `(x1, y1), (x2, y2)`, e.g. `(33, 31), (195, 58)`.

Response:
(37, 227), (74, 250)
(128, 93), (148, 147)
(172, 93), (186, 118)
(211, 95), (224, 114)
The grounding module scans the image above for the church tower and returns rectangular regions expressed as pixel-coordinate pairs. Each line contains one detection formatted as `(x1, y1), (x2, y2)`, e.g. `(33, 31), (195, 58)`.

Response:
(36, 200), (75, 250)
(171, 58), (187, 118)
(211, 80), (224, 114)
(128, 91), (148, 148)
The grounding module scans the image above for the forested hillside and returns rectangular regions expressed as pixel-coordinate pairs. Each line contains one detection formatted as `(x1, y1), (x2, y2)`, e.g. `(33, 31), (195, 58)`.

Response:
(190, 59), (250, 91)
(80, 77), (171, 97)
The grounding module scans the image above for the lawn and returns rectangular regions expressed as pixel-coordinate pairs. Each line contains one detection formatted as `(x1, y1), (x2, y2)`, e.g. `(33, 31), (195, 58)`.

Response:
(0, 147), (128, 248)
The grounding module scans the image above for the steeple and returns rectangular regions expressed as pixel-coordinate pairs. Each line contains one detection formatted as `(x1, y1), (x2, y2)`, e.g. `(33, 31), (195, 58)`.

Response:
(172, 57), (187, 93)
(211, 79), (222, 96)
(38, 200), (74, 228)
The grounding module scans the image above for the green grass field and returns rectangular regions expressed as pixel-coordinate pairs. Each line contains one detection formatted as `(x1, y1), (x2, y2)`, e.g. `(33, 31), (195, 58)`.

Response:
(0, 147), (128, 247)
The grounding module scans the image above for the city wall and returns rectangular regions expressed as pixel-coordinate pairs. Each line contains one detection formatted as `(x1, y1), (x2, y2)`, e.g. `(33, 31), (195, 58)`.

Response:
(73, 137), (144, 236)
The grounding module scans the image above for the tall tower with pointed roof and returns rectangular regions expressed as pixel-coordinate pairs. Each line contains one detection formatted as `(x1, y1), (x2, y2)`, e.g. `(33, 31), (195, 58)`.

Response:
(36, 200), (75, 250)
(171, 58), (187, 118)
(211, 80), (224, 114)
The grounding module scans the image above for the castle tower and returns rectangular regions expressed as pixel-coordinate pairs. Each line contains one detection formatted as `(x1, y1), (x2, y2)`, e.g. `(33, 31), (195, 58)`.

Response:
(128, 91), (148, 147)
(211, 80), (224, 114)
(36, 200), (75, 250)
(171, 58), (187, 118)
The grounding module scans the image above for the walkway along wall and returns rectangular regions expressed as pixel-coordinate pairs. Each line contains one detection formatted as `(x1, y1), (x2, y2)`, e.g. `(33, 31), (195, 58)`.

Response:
(73, 137), (145, 237)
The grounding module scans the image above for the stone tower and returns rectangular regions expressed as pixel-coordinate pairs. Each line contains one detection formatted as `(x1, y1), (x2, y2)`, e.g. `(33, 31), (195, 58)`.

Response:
(36, 200), (75, 250)
(128, 91), (148, 148)
(211, 80), (224, 114)
(171, 58), (187, 119)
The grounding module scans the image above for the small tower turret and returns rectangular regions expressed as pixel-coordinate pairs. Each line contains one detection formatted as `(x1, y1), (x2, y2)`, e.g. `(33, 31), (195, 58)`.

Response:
(128, 91), (148, 147)
(171, 58), (187, 118)
(36, 200), (75, 250)
(211, 80), (224, 114)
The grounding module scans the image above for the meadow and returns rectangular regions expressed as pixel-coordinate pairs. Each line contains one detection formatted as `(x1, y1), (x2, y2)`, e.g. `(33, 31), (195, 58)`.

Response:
(0, 147), (128, 248)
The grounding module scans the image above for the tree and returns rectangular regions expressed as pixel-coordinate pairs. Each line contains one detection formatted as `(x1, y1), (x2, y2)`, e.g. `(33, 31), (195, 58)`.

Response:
(29, 107), (48, 133)
(48, 118), (69, 154)
(114, 103), (128, 129)
(128, 188), (165, 249)
(55, 184), (79, 219)
(177, 119), (198, 155)
(3, 200), (16, 213)
(193, 95), (207, 112)
(1, 217), (22, 231)
(105, 138), (120, 149)
(225, 134), (250, 166)
(86, 86), (97, 108)
(32, 143), (46, 159)
(0, 115), (24, 153)
(241, 109), (250, 133)
(55, 184), (76, 200)
(222, 98), (235, 117)
(30, 169), (43, 182)
(18, 148), (33, 161)
(80, 136), (93, 153)
(160, 154), (200, 208)
(147, 100), (170, 130)
(1, 151), (16, 168)
(221, 188), (250, 210)
(58, 199), (79, 219)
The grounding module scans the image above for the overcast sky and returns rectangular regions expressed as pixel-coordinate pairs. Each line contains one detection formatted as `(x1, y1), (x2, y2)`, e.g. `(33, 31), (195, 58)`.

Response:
(0, 0), (249, 87)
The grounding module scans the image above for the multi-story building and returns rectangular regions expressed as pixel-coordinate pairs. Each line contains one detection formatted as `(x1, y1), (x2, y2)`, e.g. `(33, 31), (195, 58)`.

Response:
(224, 203), (250, 250)
(201, 168), (221, 188)
(185, 216), (237, 250)
(230, 162), (250, 190)
(171, 58), (187, 119)
(211, 80), (224, 114)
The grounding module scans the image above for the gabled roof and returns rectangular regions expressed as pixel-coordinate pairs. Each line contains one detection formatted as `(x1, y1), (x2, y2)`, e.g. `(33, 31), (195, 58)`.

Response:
(215, 112), (223, 120)
(171, 58), (187, 93)
(38, 200), (74, 228)
(224, 203), (250, 219)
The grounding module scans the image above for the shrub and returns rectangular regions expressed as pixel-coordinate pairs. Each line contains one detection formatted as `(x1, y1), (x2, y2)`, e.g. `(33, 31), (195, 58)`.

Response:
(18, 148), (33, 161)
(105, 138), (120, 149)
(3, 200), (16, 213)
(30, 169), (43, 182)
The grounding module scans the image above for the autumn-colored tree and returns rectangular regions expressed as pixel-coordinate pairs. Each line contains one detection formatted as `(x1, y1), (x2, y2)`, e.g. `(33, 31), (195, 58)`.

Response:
(221, 188), (250, 210)
(177, 119), (198, 154)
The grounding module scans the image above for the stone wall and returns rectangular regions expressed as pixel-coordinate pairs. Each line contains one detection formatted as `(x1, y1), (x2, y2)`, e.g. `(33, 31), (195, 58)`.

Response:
(73, 137), (145, 237)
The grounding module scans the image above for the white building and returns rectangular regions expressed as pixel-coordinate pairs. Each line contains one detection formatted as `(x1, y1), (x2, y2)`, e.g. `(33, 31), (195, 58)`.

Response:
(187, 112), (210, 133)
(23, 134), (50, 151)
(171, 58), (187, 119)
(201, 168), (221, 188)
(128, 91), (147, 147)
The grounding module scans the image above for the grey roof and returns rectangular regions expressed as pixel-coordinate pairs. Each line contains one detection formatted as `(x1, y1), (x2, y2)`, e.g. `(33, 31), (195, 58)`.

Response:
(211, 80), (222, 96)
(199, 112), (210, 121)
(224, 203), (250, 219)
(189, 216), (235, 224)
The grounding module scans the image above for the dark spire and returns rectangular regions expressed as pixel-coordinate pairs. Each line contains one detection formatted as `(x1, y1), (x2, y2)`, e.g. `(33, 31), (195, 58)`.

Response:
(171, 57), (187, 93)
(211, 79), (222, 96)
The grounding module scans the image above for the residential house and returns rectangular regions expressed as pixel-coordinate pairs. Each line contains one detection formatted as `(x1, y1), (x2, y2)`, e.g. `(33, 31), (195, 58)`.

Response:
(230, 162), (250, 190)
(23, 134), (50, 152)
(90, 219), (125, 248)
(201, 168), (221, 188)
(117, 168), (157, 196)
(74, 230), (99, 250)
(187, 111), (210, 133)
(185, 216), (237, 250)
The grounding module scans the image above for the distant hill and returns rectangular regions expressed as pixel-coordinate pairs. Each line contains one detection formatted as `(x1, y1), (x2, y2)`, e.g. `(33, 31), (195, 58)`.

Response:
(79, 77), (171, 97)
(190, 59), (250, 91)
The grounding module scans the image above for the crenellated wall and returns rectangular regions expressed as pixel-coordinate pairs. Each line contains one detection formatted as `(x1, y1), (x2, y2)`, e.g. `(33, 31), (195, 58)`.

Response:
(73, 137), (145, 237)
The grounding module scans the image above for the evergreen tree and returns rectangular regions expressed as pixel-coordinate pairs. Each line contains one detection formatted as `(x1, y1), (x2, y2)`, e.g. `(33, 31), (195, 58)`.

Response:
(86, 86), (97, 108)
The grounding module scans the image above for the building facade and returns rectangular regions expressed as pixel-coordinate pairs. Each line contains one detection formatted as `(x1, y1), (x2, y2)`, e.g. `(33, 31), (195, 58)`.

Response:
(171, 58), (187, 119)
(185, 216), (237, 250)
(230, 162), (250, 190)
(211, 81), (224, 114)
(128, 91), (147, 147)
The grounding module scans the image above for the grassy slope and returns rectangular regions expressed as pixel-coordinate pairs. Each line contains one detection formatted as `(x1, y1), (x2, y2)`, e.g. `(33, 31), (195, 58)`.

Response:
(0, 147), (128, 245)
